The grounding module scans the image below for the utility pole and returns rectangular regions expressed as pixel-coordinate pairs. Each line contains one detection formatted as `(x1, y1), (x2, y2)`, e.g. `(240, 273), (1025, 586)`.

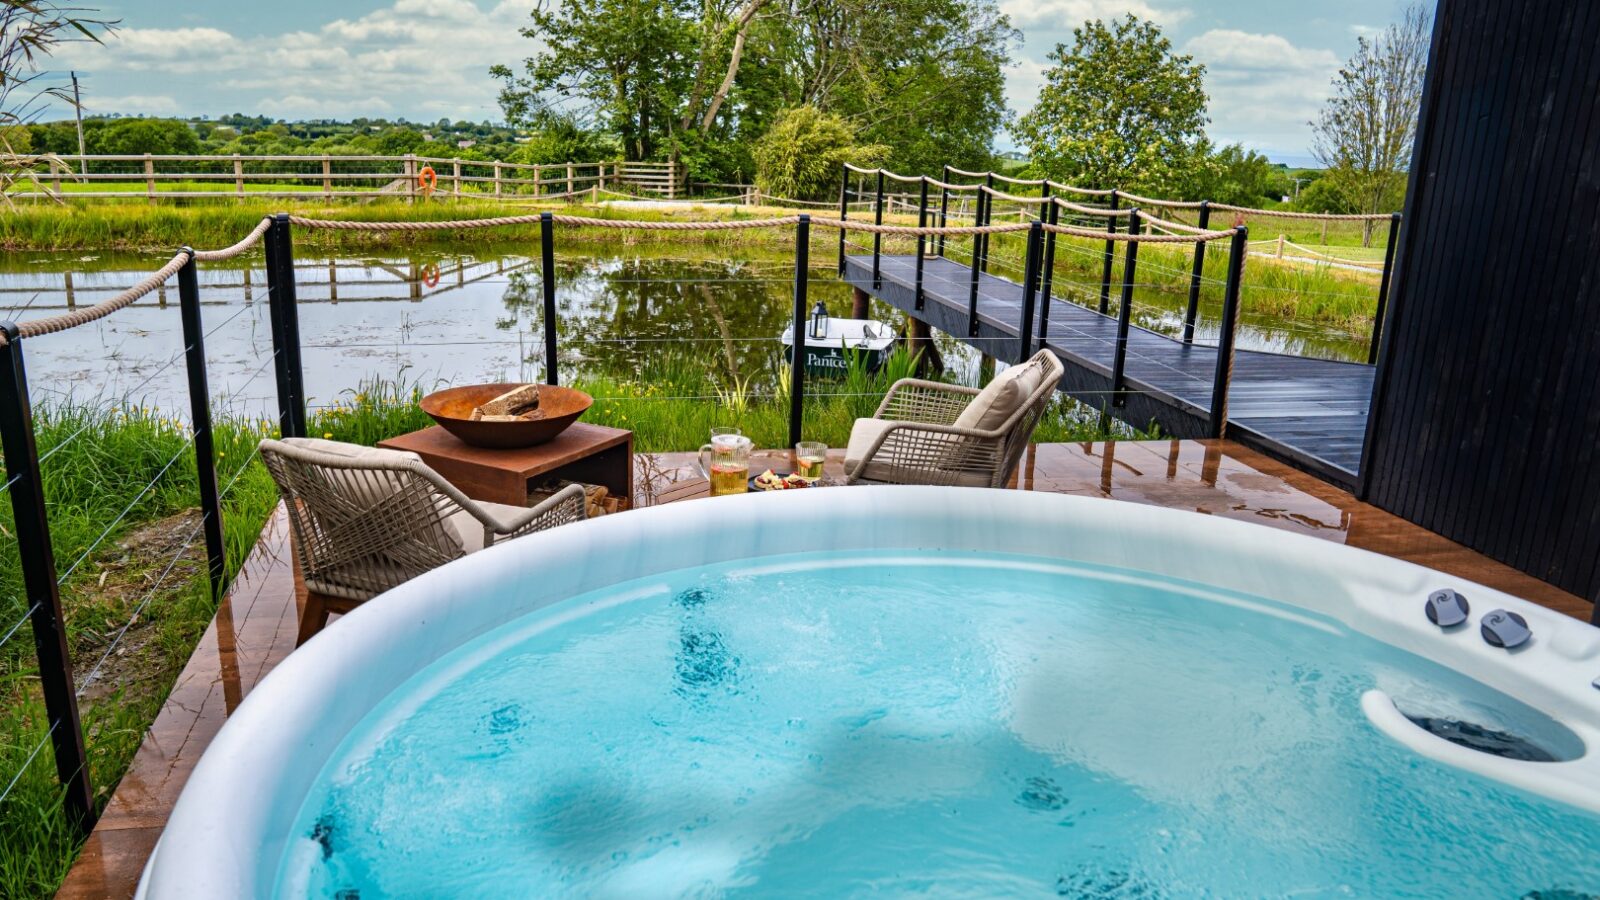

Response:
(71, 72), (86, 175)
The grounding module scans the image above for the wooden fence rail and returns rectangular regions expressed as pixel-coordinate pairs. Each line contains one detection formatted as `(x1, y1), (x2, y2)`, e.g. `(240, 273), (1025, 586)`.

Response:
(2, 154), (681, 202)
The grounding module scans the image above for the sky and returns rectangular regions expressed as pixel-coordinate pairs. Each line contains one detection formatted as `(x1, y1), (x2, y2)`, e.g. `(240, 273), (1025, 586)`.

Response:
(35, 0), (1420, 166)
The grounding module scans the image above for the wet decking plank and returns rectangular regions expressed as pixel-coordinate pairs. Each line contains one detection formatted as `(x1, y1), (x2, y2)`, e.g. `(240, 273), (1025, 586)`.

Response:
(843, 254), (1374, 487)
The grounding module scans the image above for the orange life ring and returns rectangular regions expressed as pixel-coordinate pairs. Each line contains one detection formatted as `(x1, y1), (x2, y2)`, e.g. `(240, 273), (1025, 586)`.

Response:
(420, 262), (441, 288)
(417, 165), (437, 194)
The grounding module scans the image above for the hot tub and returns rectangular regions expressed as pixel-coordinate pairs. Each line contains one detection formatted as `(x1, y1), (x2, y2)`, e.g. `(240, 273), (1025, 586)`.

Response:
(139, 488), (1600, 897)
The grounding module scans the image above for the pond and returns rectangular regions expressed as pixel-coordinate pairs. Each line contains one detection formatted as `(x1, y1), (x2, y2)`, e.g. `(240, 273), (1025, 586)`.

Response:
(0, 243), (1369, 418)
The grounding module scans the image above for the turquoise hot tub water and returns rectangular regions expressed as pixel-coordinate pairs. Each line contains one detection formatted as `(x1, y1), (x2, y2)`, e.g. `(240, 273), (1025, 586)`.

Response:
(276, 552), (1599, 898)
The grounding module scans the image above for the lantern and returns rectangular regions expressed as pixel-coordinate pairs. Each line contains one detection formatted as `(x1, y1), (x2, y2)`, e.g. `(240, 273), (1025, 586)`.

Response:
(809, 300), (829, 340)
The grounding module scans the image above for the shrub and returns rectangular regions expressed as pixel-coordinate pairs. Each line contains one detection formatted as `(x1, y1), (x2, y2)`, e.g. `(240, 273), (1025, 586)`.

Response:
(751, 106), (888, 201)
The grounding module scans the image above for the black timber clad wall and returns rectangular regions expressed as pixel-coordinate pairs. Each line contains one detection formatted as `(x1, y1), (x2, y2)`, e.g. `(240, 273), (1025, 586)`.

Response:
(1360, 0), (1600, 606)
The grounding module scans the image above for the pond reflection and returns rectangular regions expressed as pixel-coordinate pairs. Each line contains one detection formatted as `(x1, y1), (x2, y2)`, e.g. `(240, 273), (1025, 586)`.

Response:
(0, 241), (1366, 417)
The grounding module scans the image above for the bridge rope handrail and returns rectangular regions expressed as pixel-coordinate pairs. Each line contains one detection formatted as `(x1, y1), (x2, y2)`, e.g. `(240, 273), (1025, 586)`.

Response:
(1117, 191), (1207, 210)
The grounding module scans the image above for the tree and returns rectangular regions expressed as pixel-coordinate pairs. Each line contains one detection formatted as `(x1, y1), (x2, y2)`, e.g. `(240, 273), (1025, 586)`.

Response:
(1311, 3), (1430, 244)
(1012, 15), (1207, 194)
(0, 2), (113, 203)
(1177, 142), (1291, 207)
(751, 105), (887, 200)
(91, 117), (201, 155)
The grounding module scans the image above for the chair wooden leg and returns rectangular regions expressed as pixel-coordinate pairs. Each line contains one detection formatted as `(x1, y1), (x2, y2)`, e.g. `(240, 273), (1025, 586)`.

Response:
(296, 592), (330, 646)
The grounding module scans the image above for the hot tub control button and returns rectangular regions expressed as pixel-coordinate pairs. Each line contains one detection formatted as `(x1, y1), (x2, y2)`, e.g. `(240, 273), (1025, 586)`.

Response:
(1425, 589), (1469, 627)
(1480, 610), (1531, 649)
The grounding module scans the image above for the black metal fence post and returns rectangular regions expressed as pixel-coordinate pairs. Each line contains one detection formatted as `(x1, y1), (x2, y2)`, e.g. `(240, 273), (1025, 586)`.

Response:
(966, 190), (986, 337)
(788, 215), (810, 447)
(836, 164), (849, 276)
(0, 325), (96, 833)
(1368, 212), (1403, 365)
(1183, 200), (1211, 343)
(914, 176), (928, 310)
(936, 165), (951, 258)
(1018, 220), (1042, 360)
(177, 250), (227, 595)
(1110, 210), (1141, 407)
(539, 211), (559, 385)
(1099, 189), (1120, 313)
(972, 172), (985, 273)
(1037, 200), (1059, 352)
(871, 170), (885, 288)
(262, 214), (306, 438)
(1209, 225), (1249, 437)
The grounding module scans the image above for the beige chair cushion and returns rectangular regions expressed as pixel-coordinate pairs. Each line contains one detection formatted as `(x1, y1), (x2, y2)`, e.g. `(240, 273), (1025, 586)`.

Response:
(446, 500), (533, 554)
(952, 362), (1044, 434)
(277, 437), (462, 557)
(845, 417), (896, 471)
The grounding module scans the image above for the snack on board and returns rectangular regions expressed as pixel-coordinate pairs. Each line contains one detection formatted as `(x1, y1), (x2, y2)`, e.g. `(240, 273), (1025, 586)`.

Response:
(751, 469), (814, 491)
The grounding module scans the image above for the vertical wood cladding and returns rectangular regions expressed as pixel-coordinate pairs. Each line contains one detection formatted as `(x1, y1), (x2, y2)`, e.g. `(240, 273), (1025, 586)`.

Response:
(1361, 0), (1600, 609)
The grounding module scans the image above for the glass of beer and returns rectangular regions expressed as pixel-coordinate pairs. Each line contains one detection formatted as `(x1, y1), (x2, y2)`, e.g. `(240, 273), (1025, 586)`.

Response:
(699, 433), (754, 496)
(794, 441), (827, 482)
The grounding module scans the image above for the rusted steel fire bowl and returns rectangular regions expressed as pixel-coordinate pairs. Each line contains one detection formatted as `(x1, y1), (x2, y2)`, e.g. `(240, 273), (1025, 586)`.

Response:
(420, 383), (593, 449)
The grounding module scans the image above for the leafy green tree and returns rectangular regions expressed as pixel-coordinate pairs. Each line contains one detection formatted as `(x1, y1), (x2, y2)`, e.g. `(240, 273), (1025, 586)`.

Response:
(90, 117), (201, 155)
(1176, 142), (1291, 206)
(1311, 3), (1428, 243)
(1011, 15), (1207, 194)
(751, 105), (887, 200)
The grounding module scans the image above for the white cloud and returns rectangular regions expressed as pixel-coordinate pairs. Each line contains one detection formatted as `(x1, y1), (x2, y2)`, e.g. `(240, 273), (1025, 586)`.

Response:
(83, 94), (180, 115)
(46, 1), (535, 121)
(1000, 0), (1189, 30)
(1184, 29), (1339, 73)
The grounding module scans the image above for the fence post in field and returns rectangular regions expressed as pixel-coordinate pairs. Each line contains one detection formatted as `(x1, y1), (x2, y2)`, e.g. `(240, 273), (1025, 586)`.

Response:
(1209, 225), (1249, 437)
(566, 163), (574, 197)
(1369, 212), (1403, 365)
(1184, 200), (1211, 343)
(263, 214), (307, 438)
(533, 164), (542, 201)
(1110, 210), (1141, 407)
(0, 324), (97, 834)
(405, 154), (417, 203)
(452, 159), (462, 199)
(540, 212), (559, 385)
(49, 158), (61, 195)
(493, 163), (502, 197)
(667, 160), (677, 199)
(836, 163), (849, 277)
(320, 155), (332, 199)
(788, 215), (811, 448)
(176, 250), (227, 595)
(1099, 189), (1119, 314)
(144, 153), (155, 201)
(1276, 234), (1286, 258)
(233, 153), (244, 196)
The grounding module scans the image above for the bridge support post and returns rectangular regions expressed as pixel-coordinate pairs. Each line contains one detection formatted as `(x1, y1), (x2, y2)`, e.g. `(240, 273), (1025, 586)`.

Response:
(540, 212), (559, 385)
(1110, 210), (1141, 408)
(1018, 220), (1042, 361)
(1208, 225), (1249, 437)
(936, 165), (951, 258)
(1099, 189), (1119, 314)
(836, 164), (849, 277)
(978, 173), (995, 274)
(851, 287), (870, 319)
(871, 170), (885, 289)
(914, 177), (929, 310)
(789, 216), (811, 447)
(1183, 200), (1211, 343)
(177, 250), (227, 597)
(966, 189), (987, 337)
(1368, 212), (1402, 365)
(1037, 200), (1059, 353)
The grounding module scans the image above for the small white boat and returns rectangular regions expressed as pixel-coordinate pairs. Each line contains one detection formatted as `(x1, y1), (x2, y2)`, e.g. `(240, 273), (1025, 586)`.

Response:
(780, 318), (898, 375)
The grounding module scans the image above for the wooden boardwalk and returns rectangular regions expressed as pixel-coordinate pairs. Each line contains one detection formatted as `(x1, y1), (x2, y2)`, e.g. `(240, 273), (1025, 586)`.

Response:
(843, 254), (1374, 487)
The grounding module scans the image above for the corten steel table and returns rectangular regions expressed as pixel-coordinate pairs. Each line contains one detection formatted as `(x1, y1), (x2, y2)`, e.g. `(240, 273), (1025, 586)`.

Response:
(379, 422), (633, 507)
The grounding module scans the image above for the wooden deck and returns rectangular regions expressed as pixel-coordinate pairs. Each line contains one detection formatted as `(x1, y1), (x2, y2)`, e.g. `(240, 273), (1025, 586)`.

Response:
(843, 254), (1375, 487)
(58, 440), (1591, 898)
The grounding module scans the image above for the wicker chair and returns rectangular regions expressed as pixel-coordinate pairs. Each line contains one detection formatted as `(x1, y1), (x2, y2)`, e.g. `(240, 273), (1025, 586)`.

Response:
(259, 437), (586, 645)
(843, 349), (1065, 489)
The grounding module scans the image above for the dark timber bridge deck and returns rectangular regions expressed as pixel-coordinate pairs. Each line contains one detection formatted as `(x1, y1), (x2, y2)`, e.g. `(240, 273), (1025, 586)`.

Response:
(843, 253), (1374, 488)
